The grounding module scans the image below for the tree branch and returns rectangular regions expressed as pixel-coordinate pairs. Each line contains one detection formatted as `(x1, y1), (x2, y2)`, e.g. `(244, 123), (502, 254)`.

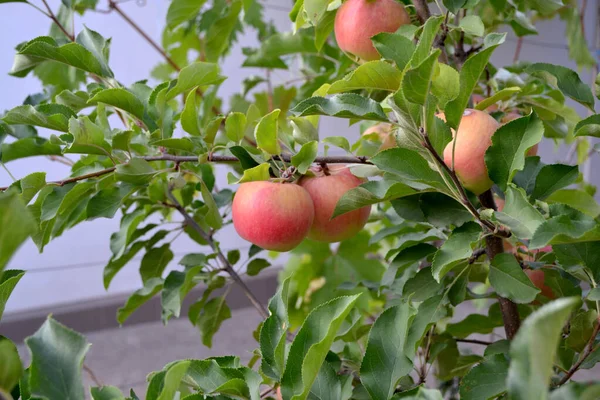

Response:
(165, 189), (270, 319)
(478, 190), (521, 340)
(413, 0), (432, 24)
(557, 318), (600, 385)
(0, 154), (370, 191)
(456, 338), (493, 346)
(41, 0), (75, 41)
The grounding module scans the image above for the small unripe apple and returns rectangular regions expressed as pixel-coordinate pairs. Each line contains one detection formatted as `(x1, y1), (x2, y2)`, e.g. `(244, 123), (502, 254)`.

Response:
(299, 165), (370, 243)
(501, 112), (538, 157)
(232, 181), (314, 252)
(525, 269), (556, 300)
(439, 109), (499, 195)
(334, 0), (411, 61)
(363, 123), (396, 151)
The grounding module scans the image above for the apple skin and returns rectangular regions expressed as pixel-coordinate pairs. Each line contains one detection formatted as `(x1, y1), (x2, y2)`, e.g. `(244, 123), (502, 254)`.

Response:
(363, 123), (396, 151)
(232, 181), (314, 252)
(525, 269), (556, 300)
(334, 0), (411, 61)
(299, 165), (370, 243)
(439, 109), (500, 195)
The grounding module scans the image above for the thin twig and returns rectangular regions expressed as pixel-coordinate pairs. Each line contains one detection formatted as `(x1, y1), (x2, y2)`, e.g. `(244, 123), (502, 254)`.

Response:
(83, 364), (104, 387)
(456, 338), (492, 346)
(513, 37), (523, 63)
(166, 189), (269, 319)
(41, 0), (75, 41)
(557, 319), (600, 385)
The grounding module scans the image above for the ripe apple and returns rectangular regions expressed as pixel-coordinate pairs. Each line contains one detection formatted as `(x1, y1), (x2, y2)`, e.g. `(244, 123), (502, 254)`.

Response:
(525, 269), (556, 300)
(334, 0), (411, 61)
(501, 112), (538, 156)
(299, 165), (370, 243)
(232, 181), (314, 252)
(363, 123), (396, 151)
(438, 109), (500, 195)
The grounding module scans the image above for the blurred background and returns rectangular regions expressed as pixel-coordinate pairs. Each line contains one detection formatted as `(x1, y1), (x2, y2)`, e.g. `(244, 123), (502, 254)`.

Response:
(1, 0), (599, 395)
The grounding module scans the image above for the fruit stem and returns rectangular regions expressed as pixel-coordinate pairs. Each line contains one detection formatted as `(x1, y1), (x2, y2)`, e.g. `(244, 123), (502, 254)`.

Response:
(478, 190), (521, 340)
(319, 161), (331, 176)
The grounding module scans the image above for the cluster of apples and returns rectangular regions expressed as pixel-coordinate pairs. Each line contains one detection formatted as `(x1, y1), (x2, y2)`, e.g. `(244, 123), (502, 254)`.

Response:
(232, 166), (370, 252)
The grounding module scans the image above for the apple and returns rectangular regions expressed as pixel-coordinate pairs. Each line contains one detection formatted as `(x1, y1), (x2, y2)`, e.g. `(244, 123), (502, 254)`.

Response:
(438, 109), (500, 195)
(525, 269), (556, 300)
(501, 112), (538, 157)
(363, 123), (396, 151)
(299, 165), (370, 243)
(334, 0), (411, 61)
(232, 181), (314, 252)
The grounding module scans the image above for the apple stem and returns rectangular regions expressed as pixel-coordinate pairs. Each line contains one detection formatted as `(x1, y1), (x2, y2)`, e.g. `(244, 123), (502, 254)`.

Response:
(479, 190), (521, 340)
(319, 161), (331, 176)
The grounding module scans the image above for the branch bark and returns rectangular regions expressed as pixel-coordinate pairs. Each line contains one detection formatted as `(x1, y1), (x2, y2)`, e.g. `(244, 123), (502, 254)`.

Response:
(166, 189), (270, 319)
(413, 0), (432, 24)
(557, 318), (600, 385)
(0, 154), (371, 191)
(478, 190), (521, 340)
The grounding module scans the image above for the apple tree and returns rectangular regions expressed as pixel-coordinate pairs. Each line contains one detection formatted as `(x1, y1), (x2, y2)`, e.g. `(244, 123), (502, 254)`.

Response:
(0, 0), (599, 399)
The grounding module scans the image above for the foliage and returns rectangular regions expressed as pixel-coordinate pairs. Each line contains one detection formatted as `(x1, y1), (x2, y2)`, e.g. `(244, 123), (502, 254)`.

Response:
(0, 0), (599, 399)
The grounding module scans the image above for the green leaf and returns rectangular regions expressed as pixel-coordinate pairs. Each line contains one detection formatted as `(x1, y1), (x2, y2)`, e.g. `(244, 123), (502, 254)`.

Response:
(531, 164), (579, 200)
(443, 0), (467, 14)
(292, 94), (389, 122)
(234, 163), (271, 183)
(87, 185), (134, 220)
(156, 361), (191, 400)
(431, 222), (481, 282)
(489, 253), (540, 303)
(201, 181), (222, 229)
(166, 0), (207, 28)
(403, 50), (440, 105)
(371, 148), (448, 192)
(574, 114), (600, 138)
(291, 141), (318, 174)
(333, 179), (418, 218)
(181, 91), (201, 136)
(165, 62), (226, 101)
(281, 295), (361, 400)
(554, 241), (600, 283)
(290, 117), (319, 144)
(360, 303), (416, 400)
(405, 295), (447, 359)
(117, 278), (164, 324)
(0, 336), (22, 393)
(314, 10), (335, 51)
(411, 16), (444, 67)
(444, 41), (504, 129)
(550, 382), (600, 400)
(328, 61), (402, 94)
(90, 386), (126, 400)
(474, 87), (522, 111)
(3, 104), (74, 132)
(403, 267), (443, 301)
(322, 136), (350, 152)
(446, 314), (502, 338)
(485, 112), (544, 191)
(459, 354), (509, 400)
(76, 26), (112, 78)
(25, 317), (90, 400)
(393, 387), (443, 399)
(0, 137), (62, 162)
(225, 112), (247, 143)
(304, 0), (331, 25)
(260, 278), (290, 381)
(0, 191), (36, 275)
(55, 89), (90, 111)
(565, 310), (598, 352)
(205, 1), (243, 62)
(526, 0), (563, 16)
(459, 15), (485, 36)
(116, 158), (157, 185)
(526, 63), (595, 111)
(371, 33), (416, 70)
(18, 36), (112, 77)
(195, 296), (232, 348)
(247, 258), (271, 276)
(254, 109), (281, 155)
(507, 298), (580, 399)
(88, 88), (147, 122)
(140, 244), (174, 283)
(0, 270), (25, 321)
(65, 116), (112, 156)
(494, 185), (545, 240)
(431, 64), (460, 109)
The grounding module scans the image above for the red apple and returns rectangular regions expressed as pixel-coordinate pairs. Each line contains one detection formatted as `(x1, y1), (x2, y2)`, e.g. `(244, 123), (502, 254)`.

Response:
(525, 269), (556, 300)
(363, 123), (396, 151)
(438, 109), (500, 195)
(299, 165), (370, 243)
(232, 181), (314, 252)
(334, 0), (411, 61)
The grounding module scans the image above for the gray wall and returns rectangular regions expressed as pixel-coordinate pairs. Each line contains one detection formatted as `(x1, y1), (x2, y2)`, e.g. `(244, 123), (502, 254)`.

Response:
(0, 1), (598, 314)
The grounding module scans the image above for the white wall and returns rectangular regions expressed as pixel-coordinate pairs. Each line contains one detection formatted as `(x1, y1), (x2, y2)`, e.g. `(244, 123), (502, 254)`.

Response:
(1, 1), (598, 314)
